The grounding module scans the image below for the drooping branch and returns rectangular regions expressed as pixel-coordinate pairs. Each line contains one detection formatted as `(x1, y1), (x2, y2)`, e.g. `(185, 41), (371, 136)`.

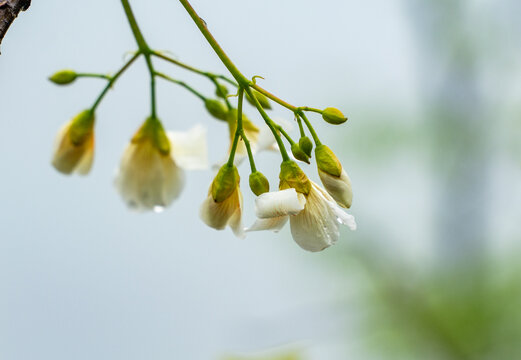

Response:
(0, 0), (31, 51)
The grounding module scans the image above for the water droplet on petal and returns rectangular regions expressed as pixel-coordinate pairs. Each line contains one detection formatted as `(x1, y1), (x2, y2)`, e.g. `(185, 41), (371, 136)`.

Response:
(153, 205), (165, 213)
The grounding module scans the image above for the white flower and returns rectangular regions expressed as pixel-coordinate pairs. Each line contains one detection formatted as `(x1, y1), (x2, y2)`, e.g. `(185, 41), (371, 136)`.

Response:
(115, 123), (207, 211)
(315, 144), (353, 208)
(318, 167), (353, 209)
(199, 184), (244, 238)
(247, 182), (356, 252)
(199, 164), (244, 238)
(52, 110), (95, 175)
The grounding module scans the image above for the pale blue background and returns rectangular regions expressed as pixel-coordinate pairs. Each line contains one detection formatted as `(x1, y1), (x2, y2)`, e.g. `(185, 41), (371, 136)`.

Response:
(1, 1), (520, 359)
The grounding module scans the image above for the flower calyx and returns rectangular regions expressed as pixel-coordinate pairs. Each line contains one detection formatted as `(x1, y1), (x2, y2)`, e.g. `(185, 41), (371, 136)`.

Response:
(279, 160), (311, 195)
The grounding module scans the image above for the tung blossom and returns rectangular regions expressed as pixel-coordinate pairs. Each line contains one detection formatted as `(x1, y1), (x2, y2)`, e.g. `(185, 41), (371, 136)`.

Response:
(315, 144), (353, 208)
(115, 119), (207, 211)
(247, 183), (356, 252)
(200, 164), (244, 238)
(52, 110), (95, 175)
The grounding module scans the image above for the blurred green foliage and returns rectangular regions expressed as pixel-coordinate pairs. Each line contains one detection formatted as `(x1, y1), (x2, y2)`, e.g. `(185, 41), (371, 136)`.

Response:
(223, 351), (301, 360)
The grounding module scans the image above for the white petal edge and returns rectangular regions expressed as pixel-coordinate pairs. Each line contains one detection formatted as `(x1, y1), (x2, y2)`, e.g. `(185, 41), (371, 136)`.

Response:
(246, 216), (289, 233)
(313, 181), (357, 231)
(255, 188), (306, 219)
(318, 167), (353, 209)
(167, 124), (208, 170)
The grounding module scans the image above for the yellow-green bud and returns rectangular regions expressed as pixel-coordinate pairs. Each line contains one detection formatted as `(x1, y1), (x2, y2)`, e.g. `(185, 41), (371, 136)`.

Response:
(291, 143), (310, 164)
(132, 117), (171, 155)
(246, 90), (271, 110)
(212, 165), (240, 202)
(299, 136), (313, 157)
(49, 69), (78, 85)
(215, 84), (229, 98)
(315, 145), (342, 177)
(322, 107), (347, 125)
(68, 110), (95, 145)
(279, 160), (311, 195)
(249, 171), (270, 196)
(205, 99), (228, 121)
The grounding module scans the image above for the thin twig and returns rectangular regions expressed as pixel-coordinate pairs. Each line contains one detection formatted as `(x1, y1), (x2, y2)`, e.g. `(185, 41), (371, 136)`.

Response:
(0, 0), (31, 52)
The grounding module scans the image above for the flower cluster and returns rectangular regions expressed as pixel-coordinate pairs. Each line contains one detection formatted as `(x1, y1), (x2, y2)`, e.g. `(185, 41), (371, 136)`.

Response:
(49, 0), (356, 252)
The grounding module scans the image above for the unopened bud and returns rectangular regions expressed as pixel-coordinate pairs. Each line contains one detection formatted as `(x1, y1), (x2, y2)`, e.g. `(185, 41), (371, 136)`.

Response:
(205, 99), (228, 121)
(291, 143), (310, 164)
(322, 107), (347, 125)
(315, 144), (342, 177)
(49, 69), (78, 85)
(246, 90), (271, 110)
(279, 160), (311, 195)
(212, 165), (240, 202)
(215, 84), (229, 98)
(299, 136), (313, 157)
(249, 171), (270, 196)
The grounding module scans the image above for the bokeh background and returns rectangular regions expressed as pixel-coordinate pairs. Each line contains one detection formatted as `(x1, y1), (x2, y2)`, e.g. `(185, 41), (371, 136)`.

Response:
(1, 0), (520, 359)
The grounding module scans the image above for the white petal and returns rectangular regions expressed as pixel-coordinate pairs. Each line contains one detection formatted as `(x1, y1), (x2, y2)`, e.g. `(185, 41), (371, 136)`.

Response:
(167, 124), (208, 170)
(75, 137), (95, 175)
(255, 188), (306, 219)
(228, 190), (245, 239)
(199, 186), (243, 237)
(246, 216), (289, 233)
(289, 182), (355, 252)
(254, 124), (277, 153)
(332, 205), (357, 230)
(318, 167), (353, 208)
(115, 142), (184, 211)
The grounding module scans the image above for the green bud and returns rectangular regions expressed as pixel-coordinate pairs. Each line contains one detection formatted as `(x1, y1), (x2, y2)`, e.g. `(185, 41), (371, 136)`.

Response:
(212, 165), (240, 202)
(322, 107), (347, 125)
(49, 69), (78, 85)
(214, 83), (229, 98)
(291, 143), (310, 164)
(279, 160), (311, 195)
(315, 144), (342, 177)
(68, 110), (95, 145)
(299, 136), (313, 157)
(205, 99), (228, 121)
(249, 171), (270, 196)
(246, 90), (271, 110)
(132, 117), (171, 155)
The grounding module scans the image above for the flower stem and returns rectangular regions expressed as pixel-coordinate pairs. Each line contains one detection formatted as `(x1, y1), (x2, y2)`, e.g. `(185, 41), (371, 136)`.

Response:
(297, 116), (306, 137)
(177, 0), (250, 87)
(226, 88), (257, 172)
(298, 111), (322, 146)
(156, 72), (206, 101)
(91, 52), (140, 111)
(245, 87), (290, 161)
(77, 73), (111, 80)
(277, 125), (295, 145)
(227, 88), (245, 167)
(121, 0), (150, 52)
(177, 0), (290, 161)
(251, 83), (298, 112)
(209, 77), (232, 109)
(121, 0), (157, 117)
(152, 51), (237, 86)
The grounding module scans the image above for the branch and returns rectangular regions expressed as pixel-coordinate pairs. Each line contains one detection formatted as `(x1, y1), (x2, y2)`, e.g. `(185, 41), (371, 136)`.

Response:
(0, 0), (31, 52)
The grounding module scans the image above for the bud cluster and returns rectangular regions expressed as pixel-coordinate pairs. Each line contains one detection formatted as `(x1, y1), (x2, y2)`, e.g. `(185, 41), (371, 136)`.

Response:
(47, 0), (356, 252)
